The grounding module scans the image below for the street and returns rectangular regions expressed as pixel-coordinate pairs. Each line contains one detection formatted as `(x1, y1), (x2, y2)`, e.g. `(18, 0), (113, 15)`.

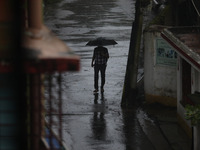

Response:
(44, 0), (191, 149)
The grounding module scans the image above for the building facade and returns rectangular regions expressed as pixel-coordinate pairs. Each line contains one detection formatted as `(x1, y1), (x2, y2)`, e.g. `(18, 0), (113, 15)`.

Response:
(162, 26), (200, 150)
(144, 25), (177, 106)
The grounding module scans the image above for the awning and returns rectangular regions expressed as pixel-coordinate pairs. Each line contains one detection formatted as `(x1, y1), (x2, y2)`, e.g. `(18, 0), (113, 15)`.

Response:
(161, 26), (200, 71)
(0, 26), (80, 73)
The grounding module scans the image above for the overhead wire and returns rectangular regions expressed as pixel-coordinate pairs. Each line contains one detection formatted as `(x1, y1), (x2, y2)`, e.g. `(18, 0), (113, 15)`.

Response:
(191, 0), (200, 17)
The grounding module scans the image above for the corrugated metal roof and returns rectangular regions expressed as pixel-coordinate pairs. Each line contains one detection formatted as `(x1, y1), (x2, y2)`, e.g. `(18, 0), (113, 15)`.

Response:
(161, 26), (200, 71)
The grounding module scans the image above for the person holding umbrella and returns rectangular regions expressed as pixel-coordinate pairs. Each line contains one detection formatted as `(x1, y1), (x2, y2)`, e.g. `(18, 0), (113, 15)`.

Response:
(91, 44), (109, 93)
(87, 37), (117, 93)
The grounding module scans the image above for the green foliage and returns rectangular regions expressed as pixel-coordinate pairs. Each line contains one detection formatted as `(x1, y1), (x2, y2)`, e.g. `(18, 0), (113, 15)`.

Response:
(185, 104), (200, 126)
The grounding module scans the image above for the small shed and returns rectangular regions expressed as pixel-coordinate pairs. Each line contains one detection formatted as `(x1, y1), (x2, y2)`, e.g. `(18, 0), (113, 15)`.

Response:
(162, 26), (200, 149)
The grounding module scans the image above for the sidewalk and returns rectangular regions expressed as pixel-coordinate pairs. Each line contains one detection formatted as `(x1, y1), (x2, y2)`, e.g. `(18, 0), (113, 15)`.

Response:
(140, 102), (192, 150)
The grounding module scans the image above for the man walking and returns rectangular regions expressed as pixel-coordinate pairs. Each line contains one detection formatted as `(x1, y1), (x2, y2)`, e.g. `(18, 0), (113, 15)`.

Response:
(91, 45), (109, 93)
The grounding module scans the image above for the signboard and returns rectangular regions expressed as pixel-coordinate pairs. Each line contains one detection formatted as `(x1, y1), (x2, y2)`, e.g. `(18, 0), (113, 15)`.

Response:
(156, 38), (177, 66)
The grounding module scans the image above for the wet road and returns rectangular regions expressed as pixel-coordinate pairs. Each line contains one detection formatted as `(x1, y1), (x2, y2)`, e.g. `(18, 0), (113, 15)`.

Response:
(44, 0), (191, 150)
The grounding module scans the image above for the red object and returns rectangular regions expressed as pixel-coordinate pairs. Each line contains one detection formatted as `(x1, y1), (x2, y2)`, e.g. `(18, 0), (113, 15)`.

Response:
(0, 0), (14, 22)
(0, 25), (80, 73)
(24, 58), (80, 73)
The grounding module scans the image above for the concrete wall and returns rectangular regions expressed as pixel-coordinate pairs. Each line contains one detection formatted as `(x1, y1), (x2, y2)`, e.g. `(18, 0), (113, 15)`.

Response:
(144, 26), (177, 106)
(191, 67), (200, 93)
(194, 126), (200, 150)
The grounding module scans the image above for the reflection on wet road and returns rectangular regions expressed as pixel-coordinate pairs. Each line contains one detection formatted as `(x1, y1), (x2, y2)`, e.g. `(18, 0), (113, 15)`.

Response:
(91, 93), (107, 141)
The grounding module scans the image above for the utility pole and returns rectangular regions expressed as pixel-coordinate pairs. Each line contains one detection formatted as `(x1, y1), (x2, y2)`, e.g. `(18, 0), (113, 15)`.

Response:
(121, 0), (144, 108)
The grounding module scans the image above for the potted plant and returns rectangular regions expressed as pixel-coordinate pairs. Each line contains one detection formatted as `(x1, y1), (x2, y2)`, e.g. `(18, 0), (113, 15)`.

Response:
(185, 104), (200, 126)
(185, 104), (200, 150)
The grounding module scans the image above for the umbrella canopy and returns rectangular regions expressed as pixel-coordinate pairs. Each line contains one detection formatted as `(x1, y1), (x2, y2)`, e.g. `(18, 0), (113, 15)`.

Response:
(86, 37), (118, 46)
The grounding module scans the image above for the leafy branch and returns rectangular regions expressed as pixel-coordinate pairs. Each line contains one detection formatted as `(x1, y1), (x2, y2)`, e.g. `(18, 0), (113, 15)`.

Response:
(185, 104), (200, 126)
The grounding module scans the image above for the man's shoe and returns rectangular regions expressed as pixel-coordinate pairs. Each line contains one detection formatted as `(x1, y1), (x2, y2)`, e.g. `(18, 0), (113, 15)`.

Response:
(93, 89), (98, 93)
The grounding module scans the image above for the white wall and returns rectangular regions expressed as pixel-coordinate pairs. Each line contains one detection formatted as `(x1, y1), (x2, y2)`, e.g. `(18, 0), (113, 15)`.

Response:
(144, 26), (177, 103)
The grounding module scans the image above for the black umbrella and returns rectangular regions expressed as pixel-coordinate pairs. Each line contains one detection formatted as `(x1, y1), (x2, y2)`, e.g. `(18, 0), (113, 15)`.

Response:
(86, 37), (118, 46)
